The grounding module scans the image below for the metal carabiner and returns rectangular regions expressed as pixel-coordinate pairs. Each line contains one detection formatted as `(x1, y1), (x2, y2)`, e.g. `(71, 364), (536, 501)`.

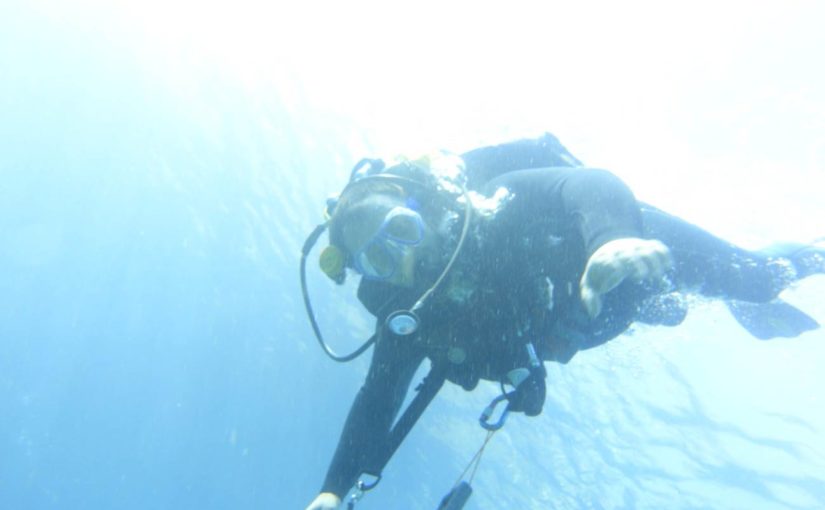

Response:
(347, 490), (362, 510)
(479, 393), (511, 431)
(346, 474), (381, 509)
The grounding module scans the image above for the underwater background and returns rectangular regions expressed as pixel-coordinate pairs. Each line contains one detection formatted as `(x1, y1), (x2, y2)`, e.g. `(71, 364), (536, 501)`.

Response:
(2, 1), (824, 509)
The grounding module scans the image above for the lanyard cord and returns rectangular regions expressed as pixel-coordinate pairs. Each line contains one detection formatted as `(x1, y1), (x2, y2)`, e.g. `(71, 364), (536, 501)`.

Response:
(451, 429), (496, 489)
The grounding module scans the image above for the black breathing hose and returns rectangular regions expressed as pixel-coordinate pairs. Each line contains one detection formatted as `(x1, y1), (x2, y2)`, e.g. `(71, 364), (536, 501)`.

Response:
(300, 223), (376, 362)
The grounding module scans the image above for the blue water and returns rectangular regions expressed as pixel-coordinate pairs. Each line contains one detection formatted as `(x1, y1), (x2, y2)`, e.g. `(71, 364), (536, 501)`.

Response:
(3, 3), (825, 509)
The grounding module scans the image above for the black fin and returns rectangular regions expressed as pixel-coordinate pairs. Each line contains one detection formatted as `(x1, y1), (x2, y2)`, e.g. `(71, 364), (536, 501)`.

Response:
(727, 299), (820, 340)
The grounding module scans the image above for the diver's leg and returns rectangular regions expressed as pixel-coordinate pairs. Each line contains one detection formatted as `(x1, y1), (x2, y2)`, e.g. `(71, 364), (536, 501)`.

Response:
(460, 133), (582, 189)
(639, 203), (796, 303)
(759, 238), (825, 279)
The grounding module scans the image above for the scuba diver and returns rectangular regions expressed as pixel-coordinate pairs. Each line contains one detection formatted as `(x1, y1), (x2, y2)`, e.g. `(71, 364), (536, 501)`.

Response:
(301, 133), (824, 510)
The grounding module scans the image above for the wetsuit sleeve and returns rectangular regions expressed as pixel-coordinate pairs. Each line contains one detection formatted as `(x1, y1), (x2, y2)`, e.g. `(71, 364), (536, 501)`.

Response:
(320, 331), (426, 498)
(486, 167), (644, 257)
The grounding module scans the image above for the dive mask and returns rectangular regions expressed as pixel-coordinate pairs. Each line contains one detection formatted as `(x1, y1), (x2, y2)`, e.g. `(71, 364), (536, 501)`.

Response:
(352, 206), (425, 280)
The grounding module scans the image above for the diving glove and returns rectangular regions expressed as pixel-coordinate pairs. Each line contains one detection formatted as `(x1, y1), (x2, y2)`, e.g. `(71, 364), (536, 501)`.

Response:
(580, 238), (672, 318)
(304, 492), (341, 510)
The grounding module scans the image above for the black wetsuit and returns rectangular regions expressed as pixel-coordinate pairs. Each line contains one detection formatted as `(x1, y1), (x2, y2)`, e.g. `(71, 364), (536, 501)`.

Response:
(321, 167), (653, 497)
(319, 139), (797, 498)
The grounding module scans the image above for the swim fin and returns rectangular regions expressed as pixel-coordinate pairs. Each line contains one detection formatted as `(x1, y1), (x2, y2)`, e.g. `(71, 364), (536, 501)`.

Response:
(726, 299), (820, 340)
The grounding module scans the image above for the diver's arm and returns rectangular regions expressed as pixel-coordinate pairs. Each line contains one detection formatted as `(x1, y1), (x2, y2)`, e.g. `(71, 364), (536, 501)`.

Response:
(317, 331), (425, 500)
(486, 167), (644, 253)
(488, 168), (671, 317)
(554, 168), (671, 317)
(554, 168), (645, 253)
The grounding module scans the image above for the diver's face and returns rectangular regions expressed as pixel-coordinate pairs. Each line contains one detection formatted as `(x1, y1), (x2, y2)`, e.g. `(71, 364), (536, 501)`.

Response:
(341, 205), (426, 287)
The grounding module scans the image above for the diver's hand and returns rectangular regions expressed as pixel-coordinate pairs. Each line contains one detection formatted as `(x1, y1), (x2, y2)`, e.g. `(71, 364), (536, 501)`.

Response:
(304, 492), (342, 510)
(580, 238), (672, 318)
